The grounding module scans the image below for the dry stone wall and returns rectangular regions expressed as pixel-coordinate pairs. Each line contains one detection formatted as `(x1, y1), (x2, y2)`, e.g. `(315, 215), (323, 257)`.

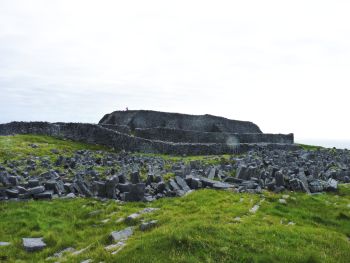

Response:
(134, 127), (294, 144)
(0, 122), (299, 155)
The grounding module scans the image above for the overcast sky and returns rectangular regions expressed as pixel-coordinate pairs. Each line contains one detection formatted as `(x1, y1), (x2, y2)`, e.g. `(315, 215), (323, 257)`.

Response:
(1, 0), (350, 147)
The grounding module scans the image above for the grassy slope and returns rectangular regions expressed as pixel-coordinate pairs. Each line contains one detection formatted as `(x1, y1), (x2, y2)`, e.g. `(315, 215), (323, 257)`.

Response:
(0, 135), (349, 263)
(0, 135), (109, 162)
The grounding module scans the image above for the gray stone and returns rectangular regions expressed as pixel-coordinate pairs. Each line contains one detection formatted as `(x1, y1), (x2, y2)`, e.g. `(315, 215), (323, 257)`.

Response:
(75, 179), (93, 197)
(200, 177), (216, 188)
(326, 178), (338, 191)
(44, 180), (64, 195)
(22, 238), (46, 252)
(309, 180), (324, 193)
(5, 188), (19, 198)
(140, 220), (158, 231)
(130, 171), (141, 184)
(33, 191), (53, 200)
(207, 168), (216, 180)
(168, 179), (185, 196)
(28, 186), (45, 195)
(297, 173), (310, 193)
(123, 183), (145, 201)
(212, 182), (234, 190)
(8, 176), (18, 186)
(118, 173), (127, 184)
(289, 178), (302, 191)
(186, 176), (202, 189)
(106, 176), (118, 199)
(110, 227), (133, 242)
(156, 181), (166, 193)
(95, 181), (107, 197)
(64, 193), (76, 198)
(275, 171), (285, 186)
(175, 176), (191, 192)
(117, 183), (131, 193)
(236, 165), (258, 180)
(0, 242), (10, 246)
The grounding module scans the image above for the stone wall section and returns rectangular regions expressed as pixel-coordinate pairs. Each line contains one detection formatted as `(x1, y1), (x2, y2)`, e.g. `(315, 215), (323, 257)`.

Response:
(0, 122), (299, 155)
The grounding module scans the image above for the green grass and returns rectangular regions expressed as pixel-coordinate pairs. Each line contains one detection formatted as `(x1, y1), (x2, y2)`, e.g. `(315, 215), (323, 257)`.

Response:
(297, 143), (323, 151)
(0, 135), (109, 162)
(0, 187), (349, 262)
(134, 153), (236, 167)
(1, 135), (350, 262)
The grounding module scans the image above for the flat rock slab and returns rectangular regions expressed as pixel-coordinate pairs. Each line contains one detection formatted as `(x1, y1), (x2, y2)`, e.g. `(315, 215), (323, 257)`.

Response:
(249, 205), (260, 214)
(105, 241), (125, 251)
(22, 237), (46, 252)
(110, 227), (133, 242)
(140, 220), (158, 231)
(125, 208), (160, 223)
(0, 242), (10, 246)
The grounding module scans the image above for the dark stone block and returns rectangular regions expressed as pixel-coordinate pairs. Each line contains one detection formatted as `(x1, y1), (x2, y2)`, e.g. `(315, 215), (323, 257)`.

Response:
(118, 183), (131, 193)
(28, 186), (45, 195)
(28, 179), (39, 188)
(175, 176), (191, 192)
(156, 182), (166, 193)
(33, 191), (53, 200)
(130, 171), (141, 184)
(8, 176), (18, 186)
(106, 176), (118, 199)
(275, 171), (285, 186)
(123, 183), (145, 201)
(5, 189), (19, 198)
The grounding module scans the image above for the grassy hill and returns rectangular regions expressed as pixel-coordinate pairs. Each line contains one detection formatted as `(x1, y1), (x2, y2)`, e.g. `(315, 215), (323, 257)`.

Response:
(0, 135), (350, 263)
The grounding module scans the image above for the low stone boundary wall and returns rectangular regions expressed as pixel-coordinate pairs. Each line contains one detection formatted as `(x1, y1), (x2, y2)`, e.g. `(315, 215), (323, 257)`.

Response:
(0, 122), (299, 155)
(134, 127), (293, 144)
(99, 124), (131, 134)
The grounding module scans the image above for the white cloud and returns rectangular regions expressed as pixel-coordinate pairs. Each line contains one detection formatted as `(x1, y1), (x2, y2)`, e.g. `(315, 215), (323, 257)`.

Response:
(0, 0), (350, 146)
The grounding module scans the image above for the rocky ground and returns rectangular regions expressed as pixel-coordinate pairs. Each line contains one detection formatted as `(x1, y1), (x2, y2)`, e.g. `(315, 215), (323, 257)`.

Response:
(1, 143), (349, 202)
(0, 135), (350, 262)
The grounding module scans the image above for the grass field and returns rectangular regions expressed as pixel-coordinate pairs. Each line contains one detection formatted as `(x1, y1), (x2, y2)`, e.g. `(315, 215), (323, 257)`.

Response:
(0, 135), (350, 263)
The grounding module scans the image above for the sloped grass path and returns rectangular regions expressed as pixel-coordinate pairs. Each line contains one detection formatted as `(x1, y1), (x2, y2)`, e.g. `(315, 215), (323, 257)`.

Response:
(0, 187), (350, 263)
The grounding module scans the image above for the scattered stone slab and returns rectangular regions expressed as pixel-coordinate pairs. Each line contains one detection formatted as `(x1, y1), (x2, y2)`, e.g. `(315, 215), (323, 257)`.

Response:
(125, 208), (159, 223)
(22, 237), (46, 252)
(116, 217), (125, 223)
(46, 247), (75, 260)
(140, 220), (158, 231)
(72, 245), (91, 256)
(249, 205), (260, 214)
(105, 241), (125, 251)
(64, 193), (76, 199)
(110, 227), (133, 242)
(278, 199), (287, 204)
(0, 242), (10, 246)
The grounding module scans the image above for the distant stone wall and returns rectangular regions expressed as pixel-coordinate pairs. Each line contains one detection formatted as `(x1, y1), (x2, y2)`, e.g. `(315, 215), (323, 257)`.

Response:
(99, 124), (131, 134)
(0, 122), (300, 155)
(134, 127), (294, 144)
(99, 110), (262, 133)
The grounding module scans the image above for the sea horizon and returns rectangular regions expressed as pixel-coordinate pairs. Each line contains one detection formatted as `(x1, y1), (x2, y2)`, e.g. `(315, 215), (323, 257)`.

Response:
(297, 139), (350, 150)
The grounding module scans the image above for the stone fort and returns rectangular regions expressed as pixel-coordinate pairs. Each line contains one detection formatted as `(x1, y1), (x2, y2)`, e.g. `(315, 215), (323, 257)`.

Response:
(0, 110), (298, 155)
